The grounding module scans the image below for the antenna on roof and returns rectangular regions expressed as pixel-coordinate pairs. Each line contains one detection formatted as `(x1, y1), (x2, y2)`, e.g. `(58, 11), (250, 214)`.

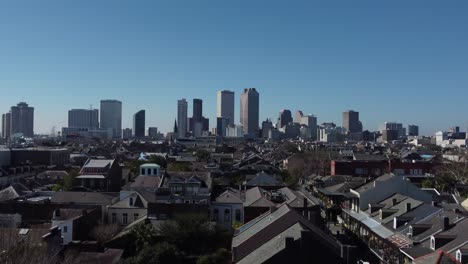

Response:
(90, 104), (93, 110)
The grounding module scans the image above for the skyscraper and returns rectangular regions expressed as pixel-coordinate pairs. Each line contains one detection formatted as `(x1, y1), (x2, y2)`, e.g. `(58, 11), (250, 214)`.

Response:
(343, 110), (362, 133)
(408, 125), (419, 136)
(217, 90), (235, 125)
(177, 99), (188, 138)
(133, 110), (146, 138)
(193, 99), (203, 123)
(10, 102), (34, 137)
(297, 114), (318, 140)
(277, 109), (292, 128)
(240, 88), (259, 135)
(383, 122), (406, 139)
(294, 111), (304, 124)
(1, 113), (11, 139)
(100, 100), (122, 139)
(68, 109), (99, 128)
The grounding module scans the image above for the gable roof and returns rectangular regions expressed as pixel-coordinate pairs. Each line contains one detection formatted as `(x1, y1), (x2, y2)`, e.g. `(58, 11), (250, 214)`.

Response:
(413, 250), (459, 264)
(130, 176), (162, 189)
(246, 172), (283, 187)
(51, 191), (119, 205)
(216, 189), (243, 204)
(232, 204), (341, 263)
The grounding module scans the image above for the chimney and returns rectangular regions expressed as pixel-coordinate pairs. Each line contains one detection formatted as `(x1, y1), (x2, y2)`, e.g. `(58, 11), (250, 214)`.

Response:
(54, 209), (61, 218)
(285, 237), (294, 249)
(392, 198), (398, 206)
(443, 216), (450, 231)
(406, 203), (411, 212)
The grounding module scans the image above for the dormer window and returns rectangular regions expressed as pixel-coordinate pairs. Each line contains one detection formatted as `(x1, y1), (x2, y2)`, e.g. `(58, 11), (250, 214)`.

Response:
(408, 226), (413, 238)
(457, 250), (462, 263)
(430, 236), (435, 250)
(129, 198), (134, 206)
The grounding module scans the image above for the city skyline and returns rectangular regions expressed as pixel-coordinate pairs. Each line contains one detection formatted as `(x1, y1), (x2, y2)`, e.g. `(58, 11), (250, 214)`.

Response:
(0, 1), (467, 135)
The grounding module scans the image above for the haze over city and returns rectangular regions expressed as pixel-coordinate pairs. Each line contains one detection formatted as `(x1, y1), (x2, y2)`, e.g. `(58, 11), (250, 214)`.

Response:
(0, 0), (467, 135)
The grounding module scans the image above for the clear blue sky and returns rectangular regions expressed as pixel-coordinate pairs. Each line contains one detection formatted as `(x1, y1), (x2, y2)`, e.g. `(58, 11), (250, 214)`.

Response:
(0, 0), (467, 135)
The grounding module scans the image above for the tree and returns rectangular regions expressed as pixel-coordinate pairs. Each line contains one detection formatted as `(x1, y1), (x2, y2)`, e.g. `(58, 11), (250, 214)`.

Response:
(129, 223), (158, 253)
(167, 162), (192, 172)
(156, 214), (231, 256)
(195, 150), (211, 162)
(121, 242), (182, 264)
(64, 169), (79, 190)
(197, 249), (231, 264)
(433, 153), (468, 193)
(89, 223), (122, 243)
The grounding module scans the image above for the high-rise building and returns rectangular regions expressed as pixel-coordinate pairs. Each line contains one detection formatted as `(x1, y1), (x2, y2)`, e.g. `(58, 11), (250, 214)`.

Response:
(68, 109), (99, 128)
(217, 90), (235, 125)
(383, 122), (405, 139)
(193, 99), (203, 123)
(217, 117), (230, 137)
(408, 125), (419, 137)
(177, 99), (188, 138)
(100, 100), (122, 139)
(148, 127), (158, 138)
(1, 113), (11, 139)
(294, 111), (304, 124)
(10, 102), (34, 137)
(133, 110), (146, 138)
(277, 109), (292, 129)
(261, 118), (274, 138)
(122, 128), (132, 139)
(240, 88), (259, 135)
(343, 110), (362, 133)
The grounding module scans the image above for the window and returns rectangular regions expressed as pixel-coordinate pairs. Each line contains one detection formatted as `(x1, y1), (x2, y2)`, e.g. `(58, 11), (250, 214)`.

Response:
(224, 209), (231, 223)
(430, 236), (435, 250)
(123, 213), (128, 225)
(112, 213), (117, 224)
(129, 198), (134, 206)
(141, 169), (145, 175)
(63, 226), (68, 233)
(235, 209), (241, 222)
(153, 168), (158, 175)
(457, 251), (462, 262)
(147, 168), (151, 175)
(134, 213), (139, 221)
(213, 209), (219, 222)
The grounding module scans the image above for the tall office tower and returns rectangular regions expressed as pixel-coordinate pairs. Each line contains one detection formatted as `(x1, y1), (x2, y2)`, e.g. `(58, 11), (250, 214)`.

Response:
(217, 117), (230, 137)
(343, 110), (362, 133)
(217, 90), (235, 125)
(261, 118), (274, 138)
(193, 99), (203, 123)
(133, 110), (146, 138)
(68, 109), (99, 128)
(240, 88), (259, 135)
(383, 122), (406, 139)
(294, 111), (304, 124)
(300, 114), (318, 140)
(177, 99), (188, 138)
(100, 100), (122, 139)
(122, 128), (133, 139)
(10, 102), (34, 137)
(277, 109), (292, 128)
(408, 125), (419, 136)
(2, 113), (11, 139)
(148, 127), (158, 138)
